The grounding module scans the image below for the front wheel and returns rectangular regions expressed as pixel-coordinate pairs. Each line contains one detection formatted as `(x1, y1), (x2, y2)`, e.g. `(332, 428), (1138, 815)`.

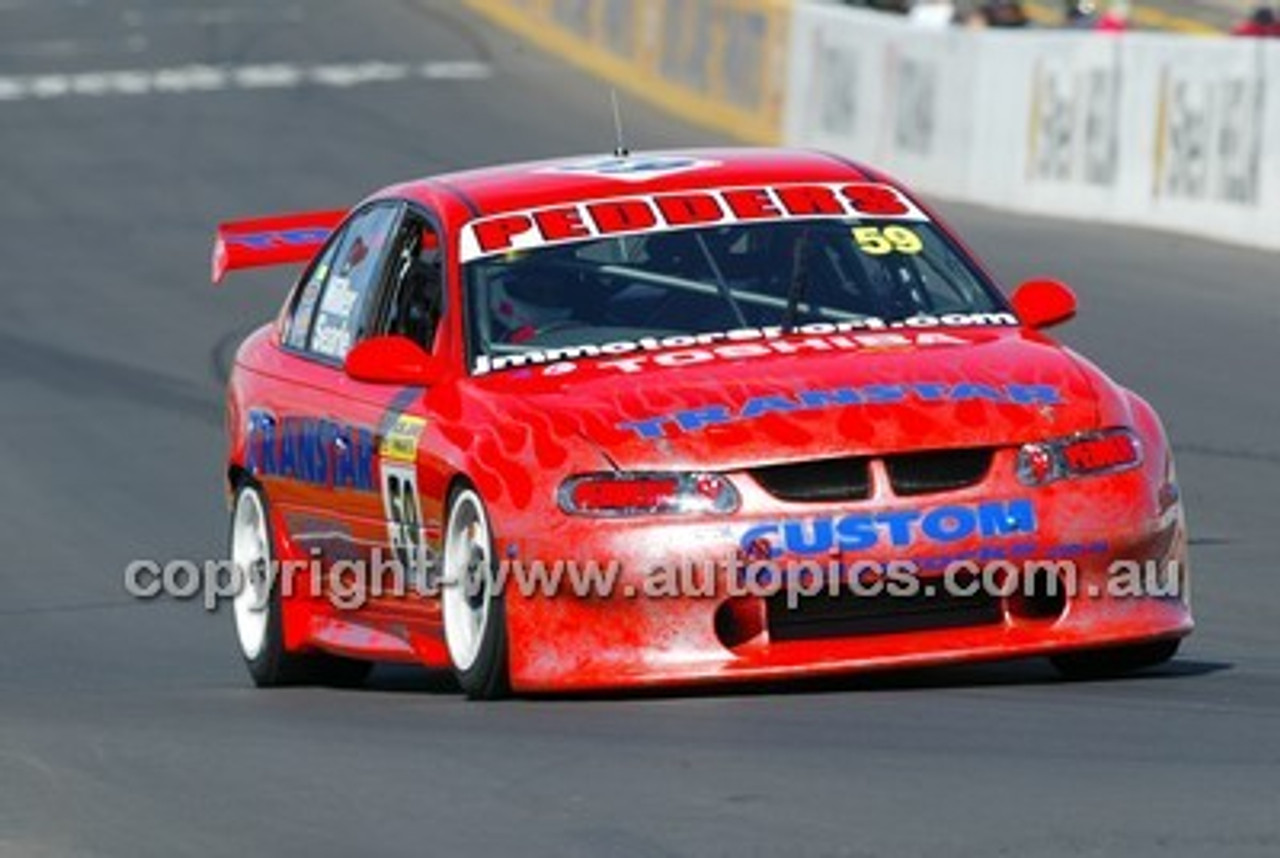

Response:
(1050, 638), (1181, 680)
(230, 483), (371, 688)
(441, 486), (510, 700)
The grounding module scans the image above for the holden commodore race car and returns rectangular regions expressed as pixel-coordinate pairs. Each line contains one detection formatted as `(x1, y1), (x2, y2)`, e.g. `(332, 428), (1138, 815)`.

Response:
(216, 149), (1192, 698)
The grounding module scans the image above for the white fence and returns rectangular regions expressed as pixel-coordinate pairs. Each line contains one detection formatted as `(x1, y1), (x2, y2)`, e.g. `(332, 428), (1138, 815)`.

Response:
(784, 3), (1280, 251)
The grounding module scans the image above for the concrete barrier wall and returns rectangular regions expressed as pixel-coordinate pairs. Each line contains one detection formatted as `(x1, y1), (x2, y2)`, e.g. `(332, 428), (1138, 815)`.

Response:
(785, 3), (1280, 251)
(467, 0), (1278, 250)
(467, 0), (792, 143)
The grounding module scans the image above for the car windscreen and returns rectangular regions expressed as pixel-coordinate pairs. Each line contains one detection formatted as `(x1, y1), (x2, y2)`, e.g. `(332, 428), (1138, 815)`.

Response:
(463, 218), (1012, 376)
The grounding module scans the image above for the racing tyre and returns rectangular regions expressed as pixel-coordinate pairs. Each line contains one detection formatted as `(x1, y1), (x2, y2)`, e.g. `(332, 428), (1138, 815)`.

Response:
(1050, 638), (1181, 680)
(230, 483), (372, 688)
(441, 485), (510, 700)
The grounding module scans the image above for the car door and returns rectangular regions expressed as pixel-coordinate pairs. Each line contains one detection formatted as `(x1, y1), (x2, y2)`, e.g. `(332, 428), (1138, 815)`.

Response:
(334, 208), (450, 635)
(251, 201), (407, 617)
(256, 199), (453, 653)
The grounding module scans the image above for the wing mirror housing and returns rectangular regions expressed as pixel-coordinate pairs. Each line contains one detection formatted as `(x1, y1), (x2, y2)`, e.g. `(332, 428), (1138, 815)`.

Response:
(344, 336), (448, 386)
(1011, 278), (1077, 330)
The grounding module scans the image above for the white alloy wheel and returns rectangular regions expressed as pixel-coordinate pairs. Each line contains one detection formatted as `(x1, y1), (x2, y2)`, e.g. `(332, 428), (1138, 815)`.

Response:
(231, 487), (272, 660)
(442, 489), (495, 673)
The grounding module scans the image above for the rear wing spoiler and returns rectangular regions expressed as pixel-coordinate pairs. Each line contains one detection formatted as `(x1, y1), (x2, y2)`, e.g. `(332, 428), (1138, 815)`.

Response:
(212, 209), (347, 284)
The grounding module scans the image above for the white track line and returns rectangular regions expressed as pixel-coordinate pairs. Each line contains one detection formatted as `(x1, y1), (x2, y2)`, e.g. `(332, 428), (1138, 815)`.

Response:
(119, 6), (307, 27)
(0, 59), (492, 104)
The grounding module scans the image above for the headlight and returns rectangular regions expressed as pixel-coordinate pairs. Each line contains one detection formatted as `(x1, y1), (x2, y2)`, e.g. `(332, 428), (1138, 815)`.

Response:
(558, 472), (740, 517)
(1017, 428), (1142, 486)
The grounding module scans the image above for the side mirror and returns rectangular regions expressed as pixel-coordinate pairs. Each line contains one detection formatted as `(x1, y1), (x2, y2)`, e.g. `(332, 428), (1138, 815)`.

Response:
(344, 336), (447, 386)
(1011, 278), (1077, 330)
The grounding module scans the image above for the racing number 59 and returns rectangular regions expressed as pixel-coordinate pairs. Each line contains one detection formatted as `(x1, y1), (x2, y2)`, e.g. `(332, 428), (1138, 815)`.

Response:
(853, 225), (923, 255)
(382, 462), (425, 580)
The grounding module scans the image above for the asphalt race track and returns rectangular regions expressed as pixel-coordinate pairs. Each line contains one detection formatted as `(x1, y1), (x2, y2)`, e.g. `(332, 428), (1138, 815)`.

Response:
(1, 2), (1277, 856)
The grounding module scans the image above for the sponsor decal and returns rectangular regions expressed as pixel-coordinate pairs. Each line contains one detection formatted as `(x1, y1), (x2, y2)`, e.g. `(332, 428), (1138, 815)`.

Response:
(474, 314), (1016, 376)
(223, 226), (333, 251)
(617, 383), (1062, 439)
(1027, 58), (1119, 189)
(891, 55), (938, 157)
(739, 500), (1037, 558)
(245, 410), (376, 492)
(1153, 67), (1263, 206)
(379, 414), (426, 462)
(540, 155), (719, 182)
(459, 182), (928, 263)
(810, 35), (860, 139)
(910, 539), (1108, 573)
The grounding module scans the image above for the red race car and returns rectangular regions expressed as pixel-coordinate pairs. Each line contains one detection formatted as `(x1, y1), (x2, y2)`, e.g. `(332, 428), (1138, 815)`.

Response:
(216, 149), (1192, 698)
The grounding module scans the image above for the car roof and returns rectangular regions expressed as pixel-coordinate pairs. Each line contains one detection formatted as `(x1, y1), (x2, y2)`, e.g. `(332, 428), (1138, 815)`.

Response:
(403, 148), (874, 216)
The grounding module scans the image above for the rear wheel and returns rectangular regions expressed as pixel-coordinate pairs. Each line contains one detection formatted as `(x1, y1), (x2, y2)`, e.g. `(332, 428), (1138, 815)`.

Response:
(441, 486), (510, 700)
(230, 483), (371, 688)
(1050, 638), (1181, 680)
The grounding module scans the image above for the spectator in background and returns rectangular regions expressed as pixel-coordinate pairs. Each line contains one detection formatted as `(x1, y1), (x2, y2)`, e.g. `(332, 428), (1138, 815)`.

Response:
(1063, 0), (1099, 26)
(979, 0), (1029, 26)
(1093, 0), (1130, 31)
(1061, 0), (1130, 30)
(1231, 5), (1280, 36)
(954, 0), (1027, 26)
(908, 0), (957, 28)
(955, 1), (988, 27)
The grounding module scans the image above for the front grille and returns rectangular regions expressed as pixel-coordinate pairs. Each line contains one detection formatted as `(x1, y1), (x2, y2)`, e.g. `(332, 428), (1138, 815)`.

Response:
(884, 448), (994, 496)
(750, 457), (871, 503)
(767, 581), (1003, 642)
(749, 448), (994, 502)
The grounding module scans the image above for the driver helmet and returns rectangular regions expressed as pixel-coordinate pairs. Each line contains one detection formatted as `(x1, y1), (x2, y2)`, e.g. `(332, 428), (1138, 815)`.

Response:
(489, 259), (573, 342)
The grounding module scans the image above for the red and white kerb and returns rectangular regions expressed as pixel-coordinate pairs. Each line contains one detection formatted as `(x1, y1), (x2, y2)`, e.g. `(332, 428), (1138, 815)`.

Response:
(458, 183), (929, 263)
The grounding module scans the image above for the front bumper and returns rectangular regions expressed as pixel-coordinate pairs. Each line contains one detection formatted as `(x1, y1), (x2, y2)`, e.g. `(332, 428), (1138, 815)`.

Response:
(503, 457), (1192, 692)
